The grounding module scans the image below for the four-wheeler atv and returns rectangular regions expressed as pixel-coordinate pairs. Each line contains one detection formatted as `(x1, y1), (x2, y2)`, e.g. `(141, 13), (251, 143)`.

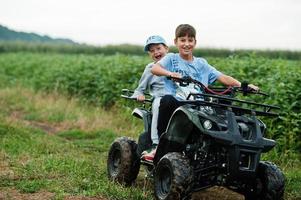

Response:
(107, 76), (285, 200)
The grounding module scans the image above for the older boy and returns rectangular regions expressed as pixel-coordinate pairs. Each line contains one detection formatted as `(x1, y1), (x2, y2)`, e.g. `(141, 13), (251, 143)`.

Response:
(131, 35), (169, 161)
(150, 24), (259, 161)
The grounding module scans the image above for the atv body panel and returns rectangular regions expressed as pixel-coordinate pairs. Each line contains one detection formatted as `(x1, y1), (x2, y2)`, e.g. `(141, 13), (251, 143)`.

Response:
(155, 103), (276, 183)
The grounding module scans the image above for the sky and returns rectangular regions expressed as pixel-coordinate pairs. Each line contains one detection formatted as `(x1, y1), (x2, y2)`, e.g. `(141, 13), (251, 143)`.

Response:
(1, 0), (300, 50)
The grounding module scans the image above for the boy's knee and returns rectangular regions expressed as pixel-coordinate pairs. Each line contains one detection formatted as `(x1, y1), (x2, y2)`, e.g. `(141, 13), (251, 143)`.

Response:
(160, 95), (177, 108)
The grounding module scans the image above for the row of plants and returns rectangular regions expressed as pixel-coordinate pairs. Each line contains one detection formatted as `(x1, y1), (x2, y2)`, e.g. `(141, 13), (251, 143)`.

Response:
(0, 52), (300, 162)
(1, 41), (301, 60)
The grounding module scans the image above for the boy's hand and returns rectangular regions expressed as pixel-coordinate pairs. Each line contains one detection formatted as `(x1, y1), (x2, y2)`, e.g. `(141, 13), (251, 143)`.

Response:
(136, 95), (146, 102)
(248, 84), (259, 92)
(167, 72), (182, 79)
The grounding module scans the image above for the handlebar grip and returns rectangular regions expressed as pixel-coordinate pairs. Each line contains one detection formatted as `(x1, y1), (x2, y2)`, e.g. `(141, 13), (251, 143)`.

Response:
(121, 95), (135, 99)
(121, 93), (153, 103)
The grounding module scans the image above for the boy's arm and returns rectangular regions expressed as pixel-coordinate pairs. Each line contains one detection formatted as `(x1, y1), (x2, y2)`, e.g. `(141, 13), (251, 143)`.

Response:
(217, 74), (259, 91)
(132, 66), (151, 101)
(151, 63), (181, 78)
(217, 74), (241, 87)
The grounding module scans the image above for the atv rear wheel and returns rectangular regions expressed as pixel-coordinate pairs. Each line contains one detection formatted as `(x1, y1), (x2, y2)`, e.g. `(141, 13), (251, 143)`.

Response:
(154, 152), (193, 200)
(107, 137), (140, 185)
(244, 161), (285, 200)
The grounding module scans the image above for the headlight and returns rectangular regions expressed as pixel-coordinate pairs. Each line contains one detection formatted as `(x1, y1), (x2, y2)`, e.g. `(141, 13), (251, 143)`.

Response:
(203, 120), (213, 130)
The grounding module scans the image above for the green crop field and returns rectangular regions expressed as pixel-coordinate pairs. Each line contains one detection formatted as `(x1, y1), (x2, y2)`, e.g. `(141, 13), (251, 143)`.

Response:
(0, 51), (300, 199)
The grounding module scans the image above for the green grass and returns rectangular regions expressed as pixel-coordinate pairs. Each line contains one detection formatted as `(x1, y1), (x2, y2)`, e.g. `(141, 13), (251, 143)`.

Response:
(0, 86), (150, 199)
(285, 169), (301, 199)
(0, 86), (300, 199)
(0, 86), (142, 137)
(0, 123), (151, 199)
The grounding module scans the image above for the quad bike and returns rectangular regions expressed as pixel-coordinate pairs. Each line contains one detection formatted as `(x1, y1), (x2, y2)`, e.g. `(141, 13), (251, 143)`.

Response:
(107, 76), (285, 200)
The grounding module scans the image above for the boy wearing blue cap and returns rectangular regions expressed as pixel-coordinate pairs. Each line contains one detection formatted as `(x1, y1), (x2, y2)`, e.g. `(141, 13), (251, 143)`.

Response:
(131, 35), (169, 161)
(151, 24), (259, 147)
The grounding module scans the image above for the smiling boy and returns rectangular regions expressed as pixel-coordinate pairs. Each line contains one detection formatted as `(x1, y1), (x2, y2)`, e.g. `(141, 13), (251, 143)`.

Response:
(151, 24), (259, 157)
(131, 35), (169, 161)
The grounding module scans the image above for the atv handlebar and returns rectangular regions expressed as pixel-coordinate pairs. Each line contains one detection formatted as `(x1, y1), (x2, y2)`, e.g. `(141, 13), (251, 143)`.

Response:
(121, 89), (153, 103)
(168, 76), (279, 117)
(169, 76), (267, 97)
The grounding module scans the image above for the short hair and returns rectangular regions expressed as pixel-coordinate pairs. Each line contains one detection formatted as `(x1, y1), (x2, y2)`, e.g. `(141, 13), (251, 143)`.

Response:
(175, 24), (196, 39)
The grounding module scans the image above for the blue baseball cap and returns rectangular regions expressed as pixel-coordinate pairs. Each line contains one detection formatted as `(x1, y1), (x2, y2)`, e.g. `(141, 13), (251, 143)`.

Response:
(144, 35), (167, 52)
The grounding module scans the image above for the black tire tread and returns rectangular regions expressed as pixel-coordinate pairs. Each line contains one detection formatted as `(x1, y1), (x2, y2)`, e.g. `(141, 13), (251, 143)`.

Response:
(245, 161), (285, 200)
(107, 136), (140, 185)
(155, 152), (193, 200)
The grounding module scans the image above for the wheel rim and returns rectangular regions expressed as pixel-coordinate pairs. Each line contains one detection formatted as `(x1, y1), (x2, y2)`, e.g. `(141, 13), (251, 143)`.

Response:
(157, 165), (172, 198)
(110, 149), (121, 177)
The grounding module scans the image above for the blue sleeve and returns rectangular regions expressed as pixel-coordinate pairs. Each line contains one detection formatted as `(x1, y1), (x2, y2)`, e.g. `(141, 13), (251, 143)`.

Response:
(208, 65), (222, 84)
(200, 58), (222, 84)
(158, 53), (174, 71)
(132, 63), (153, 97)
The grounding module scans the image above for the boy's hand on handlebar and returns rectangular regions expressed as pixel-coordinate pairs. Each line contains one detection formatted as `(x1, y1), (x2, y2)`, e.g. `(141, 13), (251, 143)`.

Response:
(241, 81), (260, 95)
(136, 95), (146, 102)
(248, 84), (259, 92)
(167, 72), (182, 79)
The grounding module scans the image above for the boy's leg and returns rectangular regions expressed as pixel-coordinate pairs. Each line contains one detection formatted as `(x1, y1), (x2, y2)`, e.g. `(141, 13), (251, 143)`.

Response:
(150, 97), (161, 145)
(141, 97), (161, 162)
(143, 95), (183, 162)
(142, 96), (180, 162)
(157, 95), (182, 137)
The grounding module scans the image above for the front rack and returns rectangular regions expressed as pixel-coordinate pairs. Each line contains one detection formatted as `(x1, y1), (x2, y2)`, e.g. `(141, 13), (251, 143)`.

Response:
(121, 89), (280, 117)
(186, 93), (280, 117)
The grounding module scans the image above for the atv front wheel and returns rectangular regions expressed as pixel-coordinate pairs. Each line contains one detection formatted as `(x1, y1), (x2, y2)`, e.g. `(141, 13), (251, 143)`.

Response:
(244, 161), (285, 200)
(154, 152), (193, 200)
(107, 137), (140, 185)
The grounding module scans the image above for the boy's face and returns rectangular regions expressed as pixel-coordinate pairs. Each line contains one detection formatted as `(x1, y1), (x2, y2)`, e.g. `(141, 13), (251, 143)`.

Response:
(148, 44), (169, 62)
(174, 35), (196, 57)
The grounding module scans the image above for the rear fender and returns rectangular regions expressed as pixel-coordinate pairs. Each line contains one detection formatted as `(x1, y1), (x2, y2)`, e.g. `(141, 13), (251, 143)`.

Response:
(132, 108), (151, 133)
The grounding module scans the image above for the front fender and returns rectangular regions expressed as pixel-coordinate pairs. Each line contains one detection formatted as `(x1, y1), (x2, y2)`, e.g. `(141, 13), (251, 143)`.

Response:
(163, 106), (201, 144)
(154, 105), (201, 164)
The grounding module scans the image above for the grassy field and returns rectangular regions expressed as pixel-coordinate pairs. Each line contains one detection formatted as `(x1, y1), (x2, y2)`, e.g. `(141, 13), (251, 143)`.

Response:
(0, 51), (300, 199)
(0, 52), (300, 158)
(0, 87), (152, 200)
(0, 86), (300, 200)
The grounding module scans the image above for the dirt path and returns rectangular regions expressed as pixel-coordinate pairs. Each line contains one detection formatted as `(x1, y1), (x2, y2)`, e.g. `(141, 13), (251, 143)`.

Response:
(0, 189), (54, 200)
(192, 187), (244, 200)
(0, 188), (243, 200)
(0, 189), (107, 200)
(135, 174), (244, 200)
(8, 111), (65, 135)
